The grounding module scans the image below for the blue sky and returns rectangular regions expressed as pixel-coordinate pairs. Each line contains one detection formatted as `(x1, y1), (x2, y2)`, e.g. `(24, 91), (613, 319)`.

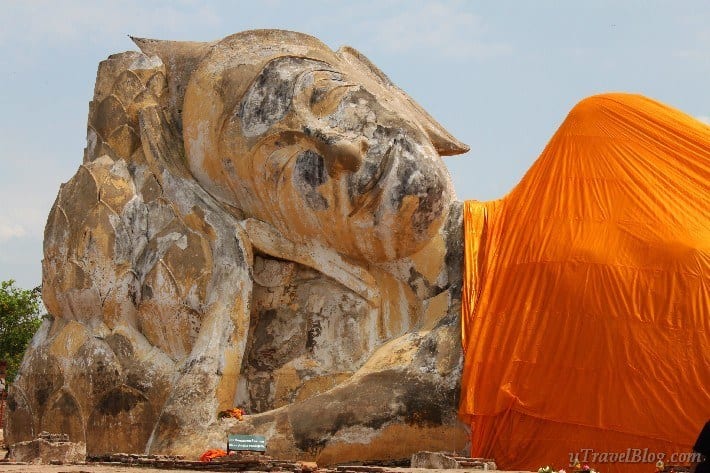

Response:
(1, 0), (709, 289)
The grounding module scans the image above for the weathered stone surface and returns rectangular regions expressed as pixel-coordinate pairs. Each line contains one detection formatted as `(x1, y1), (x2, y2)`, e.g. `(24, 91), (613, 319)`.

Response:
(9, 30), (469, 464)
(411, 451), (459, 469)
(87, 385), (156, 455)
(410, 451), (497, 470)
(88, 451), (315, 472)
(8, 432), (86, 464)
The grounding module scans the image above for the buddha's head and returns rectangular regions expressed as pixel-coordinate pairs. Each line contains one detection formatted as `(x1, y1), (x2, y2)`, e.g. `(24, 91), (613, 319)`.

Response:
(181, 30), (468, 262)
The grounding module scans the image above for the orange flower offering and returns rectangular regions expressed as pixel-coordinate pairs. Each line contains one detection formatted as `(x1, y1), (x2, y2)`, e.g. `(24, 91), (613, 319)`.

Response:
(218, 407), (246, 420)
(199, 449), (228, 462)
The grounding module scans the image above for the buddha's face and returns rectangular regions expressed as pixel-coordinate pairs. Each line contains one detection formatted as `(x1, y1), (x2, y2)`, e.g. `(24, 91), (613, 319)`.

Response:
(184, 39), (460, 262)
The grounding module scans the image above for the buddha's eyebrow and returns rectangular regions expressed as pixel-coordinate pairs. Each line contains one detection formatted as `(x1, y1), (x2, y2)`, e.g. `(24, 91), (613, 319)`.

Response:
(294, 68), (351, 99)
(313, 82), (357, 98)
(308, 67), (340, 75)
(304, 71), (356, 93)
(308, 81), (358, 111)
(298, 67), (351, 85)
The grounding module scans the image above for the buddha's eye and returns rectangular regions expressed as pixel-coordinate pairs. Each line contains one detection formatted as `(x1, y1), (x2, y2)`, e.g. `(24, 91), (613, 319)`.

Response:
(308, 72), (357, 118)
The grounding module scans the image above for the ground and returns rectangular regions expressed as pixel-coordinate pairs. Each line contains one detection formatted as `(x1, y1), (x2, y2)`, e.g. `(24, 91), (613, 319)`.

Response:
(0, 467), (533, 473)
(1, 426), (531, 473)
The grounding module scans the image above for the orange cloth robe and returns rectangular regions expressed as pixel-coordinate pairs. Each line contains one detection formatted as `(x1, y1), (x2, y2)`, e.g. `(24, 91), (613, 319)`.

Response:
(460, 94), (710, 473)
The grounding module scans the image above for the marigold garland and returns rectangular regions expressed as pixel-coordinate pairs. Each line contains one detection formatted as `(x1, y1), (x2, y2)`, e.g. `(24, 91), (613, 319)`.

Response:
(218, 407), (246, 420)
(200, 448), (228, 462)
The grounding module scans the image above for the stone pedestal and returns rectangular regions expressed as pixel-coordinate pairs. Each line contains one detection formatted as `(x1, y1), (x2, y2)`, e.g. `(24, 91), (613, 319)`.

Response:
(8, 431), (86, 464)
(411, 451), (497, 470)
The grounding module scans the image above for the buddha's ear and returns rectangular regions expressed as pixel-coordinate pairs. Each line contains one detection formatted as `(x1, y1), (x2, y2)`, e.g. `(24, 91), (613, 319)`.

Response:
(337, 46), (470, 156)
(131, 36), (215, 130)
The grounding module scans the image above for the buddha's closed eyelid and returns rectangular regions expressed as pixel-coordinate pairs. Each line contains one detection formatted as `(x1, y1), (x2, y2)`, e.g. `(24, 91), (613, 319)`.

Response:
(309, 81), (359, 117)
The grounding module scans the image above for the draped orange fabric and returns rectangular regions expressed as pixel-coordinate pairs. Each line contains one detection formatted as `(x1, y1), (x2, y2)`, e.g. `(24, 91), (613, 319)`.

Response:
(460, 93), (710, 473)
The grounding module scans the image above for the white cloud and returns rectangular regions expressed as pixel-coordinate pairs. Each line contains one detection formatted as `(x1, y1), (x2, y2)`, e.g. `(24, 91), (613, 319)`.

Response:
(0, 222), (27, 241)
(0, 159), (55, 244)
(673, 49), (710, 59)
(697, 115), (710, 125)
(364, 1), (511, 60)
(0, 1), (221, 47)
(0, 204), (46, 240)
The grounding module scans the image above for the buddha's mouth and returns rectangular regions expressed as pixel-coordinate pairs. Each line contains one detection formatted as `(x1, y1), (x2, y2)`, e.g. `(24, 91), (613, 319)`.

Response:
(348, 139), (397, 217)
